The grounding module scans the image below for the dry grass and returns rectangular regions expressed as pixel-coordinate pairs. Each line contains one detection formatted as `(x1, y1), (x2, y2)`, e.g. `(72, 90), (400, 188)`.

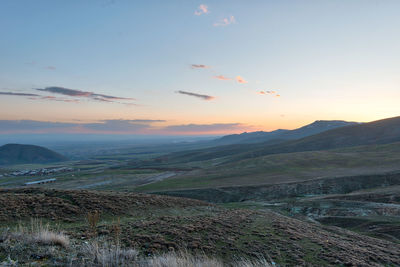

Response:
(80, 241), (139, 266)
(12, 219), (69, 248)
(87, 210), (101, 237)
(111, 216), (121, 244)
(78, 243), (271, 267)
(146, 251), (224, 267)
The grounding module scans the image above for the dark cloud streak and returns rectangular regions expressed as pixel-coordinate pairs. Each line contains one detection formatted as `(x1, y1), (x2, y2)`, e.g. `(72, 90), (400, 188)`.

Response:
(0, 92), (39, 97)
(36, 86), (135, 102)
(176, 90), (215, 101)
(164, 123), (242, 132)
(191, 64), (210, 69)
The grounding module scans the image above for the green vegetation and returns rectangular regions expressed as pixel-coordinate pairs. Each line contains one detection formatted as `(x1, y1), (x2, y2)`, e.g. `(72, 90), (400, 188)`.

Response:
(136, 142), (400, 192)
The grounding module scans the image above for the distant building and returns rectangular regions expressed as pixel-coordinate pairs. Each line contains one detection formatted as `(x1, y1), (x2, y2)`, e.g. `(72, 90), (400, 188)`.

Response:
(24, 178), (56, 186)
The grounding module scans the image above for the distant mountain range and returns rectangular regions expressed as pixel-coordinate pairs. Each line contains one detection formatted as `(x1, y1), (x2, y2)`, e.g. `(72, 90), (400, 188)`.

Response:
(158, 116), (400, 164)
(230, 116), (400, 161)
(214, 120), (359, 145)
(0, 144), (67, 165)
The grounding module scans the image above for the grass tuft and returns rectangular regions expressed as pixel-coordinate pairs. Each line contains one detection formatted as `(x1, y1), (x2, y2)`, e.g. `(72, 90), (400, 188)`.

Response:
(12, 219), (70, 248)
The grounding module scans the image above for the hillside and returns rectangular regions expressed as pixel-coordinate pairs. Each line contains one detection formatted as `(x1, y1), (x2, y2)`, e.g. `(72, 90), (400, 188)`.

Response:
(154, 116), (400, 165)
(0, 143), (67, 165)
(0, 188), (399, 266)
(215, 120), (358, 145)
(136, 142), (400, 192)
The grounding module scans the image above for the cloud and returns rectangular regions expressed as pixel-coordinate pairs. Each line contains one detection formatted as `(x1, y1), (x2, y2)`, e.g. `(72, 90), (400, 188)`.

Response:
(83, 120), (159, 132)
(0, 120), (258, 135)
(176, 90), (215, 101)
(0, 91), (39, 97)
(258, 90), (276, 94)
(214, 75), (231, 81)
(191, 64), (210, 69)
(213, 15), (236, 27)
(0, 120), (78, 133)
(0, 119), (164, 134)
(258, 90), (280, 97)
(194, 4), (209, 15)
(163, 123), (243, 133)
(236, 76), (248, 84)
(0, 91), (79, 103)
(1, 87), (135, 105)
(36, 86), (135, 103)
(45, 66), (56, 70)
(39, 96), (80, 103)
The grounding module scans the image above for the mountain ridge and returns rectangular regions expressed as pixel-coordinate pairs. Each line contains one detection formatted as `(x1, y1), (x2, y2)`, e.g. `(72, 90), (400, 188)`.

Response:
(156, 116), (400, 164)
(214, 120), (358, 145)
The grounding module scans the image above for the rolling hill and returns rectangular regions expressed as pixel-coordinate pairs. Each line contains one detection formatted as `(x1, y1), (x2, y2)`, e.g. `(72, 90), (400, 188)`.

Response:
(155, 116), (400, 165)
(0, 143), (67, 165)
(214, 120), (358, 145)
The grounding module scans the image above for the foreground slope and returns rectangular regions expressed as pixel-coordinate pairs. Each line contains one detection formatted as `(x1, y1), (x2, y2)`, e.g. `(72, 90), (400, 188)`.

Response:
(0, 144), (67, 165)
(0, 188), (399, 266)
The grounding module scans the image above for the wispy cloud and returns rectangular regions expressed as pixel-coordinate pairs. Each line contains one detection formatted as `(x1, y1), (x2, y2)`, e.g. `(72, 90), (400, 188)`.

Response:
(213, 75), (231, 81)
(83, 119), (164, 132)
(258, 90), (281, 97)
(0, 119), (163, 134)
(213, 15), (236, 27)
(0, 120), (77, 133)
(36, 86), (135, 103)
(176, 90), (215, 101)
(0, 119), (256, 135)
(0, 91), (80, 103)
(0, 91), (39, 97)
(38, 96), (80, 103)
(45, 66), (56, 70)
(164, 123), (243, 133)
(258, 90), (276, 95)
(236, 76), (248, 84)
(25, 61), (36, 65)
(194, 4), (209, 16)
(191, 64), (210, 69)
(1, 87), (135, 105)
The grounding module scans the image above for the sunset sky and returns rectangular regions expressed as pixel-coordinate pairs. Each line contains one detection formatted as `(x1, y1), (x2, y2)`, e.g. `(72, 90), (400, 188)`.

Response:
(1, 0), (399, 135)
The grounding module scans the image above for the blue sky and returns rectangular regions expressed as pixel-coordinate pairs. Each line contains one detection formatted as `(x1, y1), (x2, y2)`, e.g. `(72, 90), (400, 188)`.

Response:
(1, 0), (399, 135)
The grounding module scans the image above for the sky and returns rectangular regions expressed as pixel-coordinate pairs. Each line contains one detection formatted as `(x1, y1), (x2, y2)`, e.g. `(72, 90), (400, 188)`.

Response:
(1, 0), (400, 135)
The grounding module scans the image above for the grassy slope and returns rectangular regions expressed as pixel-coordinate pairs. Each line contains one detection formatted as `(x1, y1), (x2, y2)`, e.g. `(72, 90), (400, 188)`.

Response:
(136, 142), (400, 192)
(153, 116), (400, 166)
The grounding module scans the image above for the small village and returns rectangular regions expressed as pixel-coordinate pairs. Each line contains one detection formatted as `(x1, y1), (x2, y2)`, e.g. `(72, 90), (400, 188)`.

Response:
(0, 167), (74, 178)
